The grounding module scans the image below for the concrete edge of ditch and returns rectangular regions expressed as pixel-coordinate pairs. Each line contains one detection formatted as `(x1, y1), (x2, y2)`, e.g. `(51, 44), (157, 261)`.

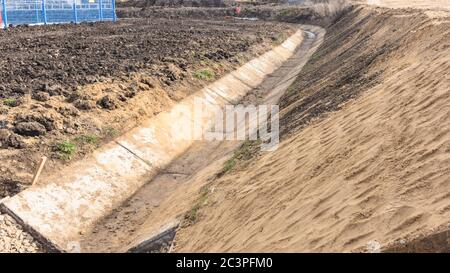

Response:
(0, 29), (305, 253)
(109, 26), (326, 254)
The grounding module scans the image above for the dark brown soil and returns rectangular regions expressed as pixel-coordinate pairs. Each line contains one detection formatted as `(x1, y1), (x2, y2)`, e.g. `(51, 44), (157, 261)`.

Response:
(0, 17), (294, 198)
(117, 0), (227, 8)
(171, 5), (450, 253)
(117, 1), (348, 26)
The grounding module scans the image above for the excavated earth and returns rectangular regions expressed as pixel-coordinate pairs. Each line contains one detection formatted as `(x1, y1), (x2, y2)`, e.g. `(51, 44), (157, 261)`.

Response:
(0, 18), (295, 198)
(172, 4), (450, 252)
(0, 16), (296, 252)
(1, 1), (449, 253)
(117, 1), (347, 26)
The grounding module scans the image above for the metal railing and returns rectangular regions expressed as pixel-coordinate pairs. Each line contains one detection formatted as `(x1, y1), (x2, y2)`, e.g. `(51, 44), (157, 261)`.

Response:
(0, 0), (116, 27)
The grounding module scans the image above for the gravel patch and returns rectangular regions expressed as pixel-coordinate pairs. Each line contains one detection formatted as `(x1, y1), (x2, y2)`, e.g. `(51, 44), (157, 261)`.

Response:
(0, 213), (43, 253)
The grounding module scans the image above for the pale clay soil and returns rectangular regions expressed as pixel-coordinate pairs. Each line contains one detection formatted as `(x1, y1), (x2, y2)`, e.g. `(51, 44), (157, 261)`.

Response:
(1, 0), (449, 253)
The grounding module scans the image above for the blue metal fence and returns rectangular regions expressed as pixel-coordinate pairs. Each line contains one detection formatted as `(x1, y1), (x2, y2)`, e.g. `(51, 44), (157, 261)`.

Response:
(0, 0), (116, 28)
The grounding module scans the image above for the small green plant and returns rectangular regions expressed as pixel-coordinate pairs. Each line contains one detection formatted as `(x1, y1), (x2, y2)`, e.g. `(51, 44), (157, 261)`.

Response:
(74, 134), (99, 146)
(103, 126), (119, 138)
(235, 140), (259, 160)
(138, 108), (146, 115)
(3, 98), (17, 107)
(217, 140), (261, 177)
(272, 33), (285, 44)
(310, 51), (322, 63)
(193, 69), (215, 80)
(56, 140), (77, 159)
(221, 158), (237, 175)
(184, 185), (211, 225)
(286, 81), (300, 96)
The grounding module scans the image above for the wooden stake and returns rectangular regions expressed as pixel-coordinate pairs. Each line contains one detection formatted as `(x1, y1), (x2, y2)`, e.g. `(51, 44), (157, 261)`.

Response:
(32, 156), (47, 186)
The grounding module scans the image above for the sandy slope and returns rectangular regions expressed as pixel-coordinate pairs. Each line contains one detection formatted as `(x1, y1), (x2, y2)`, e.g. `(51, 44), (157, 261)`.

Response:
(173, 5), (449, 252)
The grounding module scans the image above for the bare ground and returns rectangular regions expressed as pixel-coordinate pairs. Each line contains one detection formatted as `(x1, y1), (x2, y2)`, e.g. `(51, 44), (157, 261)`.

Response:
(2, 1), (449, 253)
(173, 4), (450, 252)
(0, 14), (295, 253)
(0, 18), (294, 199)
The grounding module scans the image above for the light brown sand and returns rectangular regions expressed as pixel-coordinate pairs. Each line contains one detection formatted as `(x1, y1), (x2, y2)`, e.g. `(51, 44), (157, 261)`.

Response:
(353, 0), (450, 19)
(172, 5), (450, 252)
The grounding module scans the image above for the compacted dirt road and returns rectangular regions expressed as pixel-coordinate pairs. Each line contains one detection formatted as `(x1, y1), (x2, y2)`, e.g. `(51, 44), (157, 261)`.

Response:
(72, 25), (324, 253)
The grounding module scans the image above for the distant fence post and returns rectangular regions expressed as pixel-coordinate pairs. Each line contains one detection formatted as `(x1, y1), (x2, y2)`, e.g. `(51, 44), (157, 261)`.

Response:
(73, 0), (78, 23)
(1, 0), (7, 28)
(99, 0), (103, 21)
(41, 0), (47, 24)
(35, 0), (40, 24)
(112, 0), (116, 22)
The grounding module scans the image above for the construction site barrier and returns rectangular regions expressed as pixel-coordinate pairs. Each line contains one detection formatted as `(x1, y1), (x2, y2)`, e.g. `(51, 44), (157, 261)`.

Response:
(0, 0), (116, 28)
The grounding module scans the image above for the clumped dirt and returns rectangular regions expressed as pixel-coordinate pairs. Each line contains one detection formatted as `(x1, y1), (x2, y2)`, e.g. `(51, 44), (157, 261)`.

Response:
(117, 2), (348, 26)
(173, 4), (450, 252)
(279, 5), (400, 136)
(117, 0), (227, 8)
(0, 19), (287, 101)
(0, 214), (43, 253)
(117, 6), (233, 19)
(3, 0), (448, 254)
(0, 18), (295, 198)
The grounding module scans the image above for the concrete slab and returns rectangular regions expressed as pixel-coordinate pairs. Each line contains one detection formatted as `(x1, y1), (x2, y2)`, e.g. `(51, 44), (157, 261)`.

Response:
(1, 142), (153, 252)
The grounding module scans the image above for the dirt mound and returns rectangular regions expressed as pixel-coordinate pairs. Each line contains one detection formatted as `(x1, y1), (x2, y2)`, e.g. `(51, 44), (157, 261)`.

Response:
(0, 19), (279, 101)
(117, 1), (349, 25)
(173, 5), (450, 252)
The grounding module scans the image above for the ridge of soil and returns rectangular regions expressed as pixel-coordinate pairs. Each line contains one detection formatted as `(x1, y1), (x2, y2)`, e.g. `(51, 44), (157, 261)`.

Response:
(117, 1), (349, 26)
(0, 18), (294, 199)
